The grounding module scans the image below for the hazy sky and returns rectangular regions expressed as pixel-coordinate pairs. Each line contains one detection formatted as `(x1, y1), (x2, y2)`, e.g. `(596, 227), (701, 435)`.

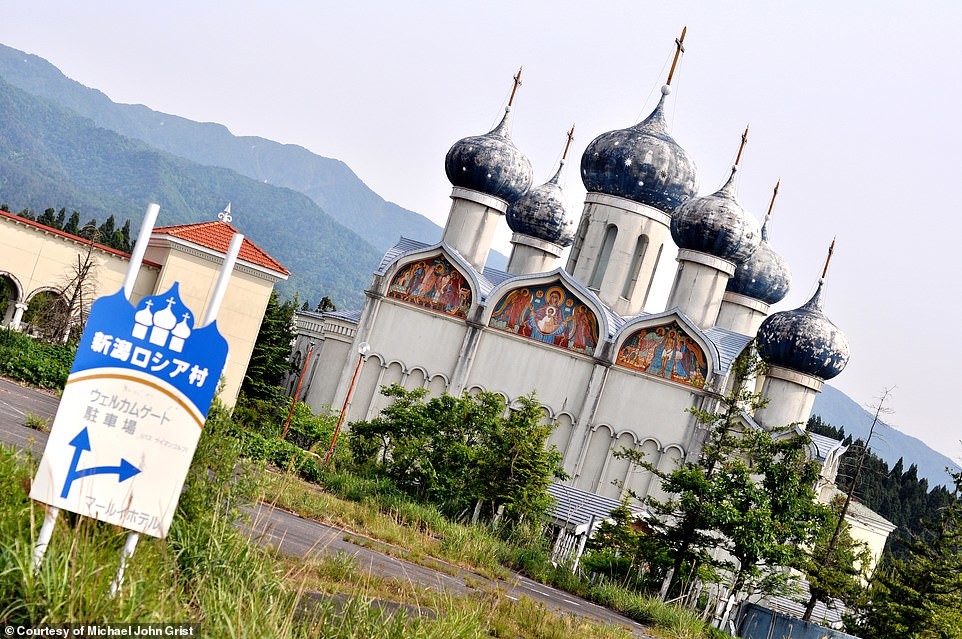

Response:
(4, 2), (961, 461)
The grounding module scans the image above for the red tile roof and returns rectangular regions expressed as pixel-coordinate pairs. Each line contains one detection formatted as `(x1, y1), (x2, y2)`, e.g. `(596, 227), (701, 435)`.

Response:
(153, 220), (289, 276)
(0, 209), (161, 267)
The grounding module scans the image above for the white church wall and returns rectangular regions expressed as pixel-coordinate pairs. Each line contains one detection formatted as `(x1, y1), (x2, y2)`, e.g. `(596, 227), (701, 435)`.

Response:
(465, 330), (595, 414)
(594, 367), (700, 448)
(364, 301), (468, 375)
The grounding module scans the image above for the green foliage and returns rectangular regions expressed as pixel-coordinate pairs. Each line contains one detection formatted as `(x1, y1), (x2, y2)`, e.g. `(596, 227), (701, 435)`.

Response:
(809, 413), (960, 563)
(613, 346), (827, 605)
(850, 468), (962, 638)
(0, 327), (74, 388)
(348, 385), (565, 524)
(241, 290), (297, 401)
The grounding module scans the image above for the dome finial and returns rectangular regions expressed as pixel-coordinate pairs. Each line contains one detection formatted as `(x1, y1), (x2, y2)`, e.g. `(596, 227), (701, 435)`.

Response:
(762, 179), (780, 241)
(562, 124), (575, 162)
(508, 66), (523, 108)
(735, 125), (750, 168)
(550, 125), (576, 185)
(821, 237), (836, 282)
(666, 26), (687, 87)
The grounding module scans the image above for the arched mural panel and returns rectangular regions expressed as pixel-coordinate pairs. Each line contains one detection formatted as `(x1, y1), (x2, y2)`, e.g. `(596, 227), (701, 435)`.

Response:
(387, 255), (472, 318)
(488, 282), (599, 356)
(616, 321), (708, 388)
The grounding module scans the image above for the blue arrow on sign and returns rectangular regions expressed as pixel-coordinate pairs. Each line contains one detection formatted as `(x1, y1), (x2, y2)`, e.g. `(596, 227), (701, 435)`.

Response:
(60, 427), (141, 499)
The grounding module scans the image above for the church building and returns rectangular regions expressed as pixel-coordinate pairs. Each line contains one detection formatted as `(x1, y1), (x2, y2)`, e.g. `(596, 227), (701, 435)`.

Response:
(289, 39), (852, 509)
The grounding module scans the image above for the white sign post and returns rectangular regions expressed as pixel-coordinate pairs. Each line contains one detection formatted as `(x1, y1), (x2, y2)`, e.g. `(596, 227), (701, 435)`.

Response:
(30, 204), (242, 597)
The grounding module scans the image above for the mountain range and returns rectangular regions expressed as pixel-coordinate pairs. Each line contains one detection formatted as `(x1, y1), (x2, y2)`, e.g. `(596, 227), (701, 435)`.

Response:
(0, 42), (955, 490)
(812, 385), (960, 489)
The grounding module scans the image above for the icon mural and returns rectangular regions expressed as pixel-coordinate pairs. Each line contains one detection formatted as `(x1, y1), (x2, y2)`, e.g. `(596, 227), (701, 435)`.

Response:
(489, 282), (599, 356)
(387, 256), (472, 318)
(616, 321), (708, 388)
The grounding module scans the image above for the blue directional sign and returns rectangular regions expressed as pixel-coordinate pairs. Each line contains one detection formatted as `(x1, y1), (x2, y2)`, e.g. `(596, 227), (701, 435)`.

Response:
(31, 284), (229, 538)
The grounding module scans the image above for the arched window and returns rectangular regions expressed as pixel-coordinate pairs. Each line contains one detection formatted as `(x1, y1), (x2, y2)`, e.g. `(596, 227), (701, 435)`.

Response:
(621, 234), (649, 299)
(642, 243), (664, 308)
(589, 225), (617, 289)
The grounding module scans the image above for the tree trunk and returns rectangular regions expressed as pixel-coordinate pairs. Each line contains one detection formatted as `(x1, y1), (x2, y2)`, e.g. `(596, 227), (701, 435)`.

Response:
(802, 590), (818, 622)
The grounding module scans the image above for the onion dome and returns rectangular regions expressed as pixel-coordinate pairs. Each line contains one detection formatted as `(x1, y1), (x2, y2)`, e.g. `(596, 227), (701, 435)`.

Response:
(506, 162), (574, 246)
(444, 106), (534, 204)
(580, 86), (698, 213)
(670, 166), (761, 264)
(756, 279), (849, 379)
(726, 214), (791, 303)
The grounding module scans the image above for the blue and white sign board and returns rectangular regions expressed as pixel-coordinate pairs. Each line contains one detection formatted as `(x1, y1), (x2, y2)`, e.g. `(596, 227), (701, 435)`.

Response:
(31, 284), (228, 538)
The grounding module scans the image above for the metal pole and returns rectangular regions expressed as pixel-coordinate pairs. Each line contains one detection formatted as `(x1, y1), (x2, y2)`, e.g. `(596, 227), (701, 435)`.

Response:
(32, 506), (60, 571)
(324, 342), (369, 465)
(282, 341), (315, 439)
(202, 233), (244, 328)
(122, 203), (160, 299)
(109, 531), (139, 597)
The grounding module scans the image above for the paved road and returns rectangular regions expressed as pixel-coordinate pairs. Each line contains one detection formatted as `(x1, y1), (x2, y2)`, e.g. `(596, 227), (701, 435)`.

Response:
(0, 376), (654, 637)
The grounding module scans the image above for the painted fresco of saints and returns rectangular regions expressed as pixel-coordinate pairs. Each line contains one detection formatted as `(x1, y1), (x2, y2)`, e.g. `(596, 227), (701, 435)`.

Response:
(489, 283), (599, 356)
(616, 322), (707, 388)
(388, 256), (472, 319)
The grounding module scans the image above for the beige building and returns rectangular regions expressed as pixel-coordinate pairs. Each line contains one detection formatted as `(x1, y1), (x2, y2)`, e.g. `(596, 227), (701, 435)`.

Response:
(0, 209), (289, 405)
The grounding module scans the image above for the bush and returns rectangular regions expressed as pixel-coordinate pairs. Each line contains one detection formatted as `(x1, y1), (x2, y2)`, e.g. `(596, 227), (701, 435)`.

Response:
(0, 328), (74, 388)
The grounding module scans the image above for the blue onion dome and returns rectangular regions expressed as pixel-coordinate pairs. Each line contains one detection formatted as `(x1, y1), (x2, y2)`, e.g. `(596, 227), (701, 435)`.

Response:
(756, 279), (850, 380)
(726, 214), (792, 303)
(444, 106), (534, 204)
(506, 161), (574, 246)
(580, 86), (698, 213)
(670, 166), (761, 264)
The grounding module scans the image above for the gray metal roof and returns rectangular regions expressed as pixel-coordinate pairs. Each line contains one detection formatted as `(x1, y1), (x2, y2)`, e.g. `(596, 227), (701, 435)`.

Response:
(547, 482), (643, 534)
(325, 309), (362, 323)
(703, 325), (753, 375)
(375, 237), (430, 274)
(808, 432), (844, 462)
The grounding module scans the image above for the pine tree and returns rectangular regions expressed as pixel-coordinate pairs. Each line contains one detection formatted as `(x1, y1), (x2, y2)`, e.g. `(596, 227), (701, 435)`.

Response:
(241, 291), (297, 401)
(852, 468), (962, 638)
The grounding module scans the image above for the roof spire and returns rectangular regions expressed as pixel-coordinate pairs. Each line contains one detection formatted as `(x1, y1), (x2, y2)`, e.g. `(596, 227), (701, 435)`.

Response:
(821, 237), (836, 281)
(761, 179), (780, 241)
(766, 179), (780, 217)
(666, 26), (687, 87)
(562, 124), (575, 162)
(508, 66), (523, 108)
(735, 125), (750, 167)
(217, 202), (233, 224)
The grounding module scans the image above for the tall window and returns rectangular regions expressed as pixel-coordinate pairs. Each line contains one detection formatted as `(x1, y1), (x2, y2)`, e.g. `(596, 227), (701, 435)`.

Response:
(641, 244), (664, 307)
(621, 234), (649, 299)
(589, 225), (617, 289)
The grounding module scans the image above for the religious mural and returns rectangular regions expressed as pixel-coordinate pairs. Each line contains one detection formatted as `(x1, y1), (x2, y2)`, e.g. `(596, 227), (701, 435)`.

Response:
(387, 256), (472, 318)
(488, 283), (599, 356)
(616, 321), (708, 388)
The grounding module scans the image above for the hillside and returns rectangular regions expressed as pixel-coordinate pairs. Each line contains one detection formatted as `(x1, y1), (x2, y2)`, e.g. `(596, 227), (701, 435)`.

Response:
(812, 385), (960, 488)
(0, 43), (512, 268)
(0, 75), (379, 309)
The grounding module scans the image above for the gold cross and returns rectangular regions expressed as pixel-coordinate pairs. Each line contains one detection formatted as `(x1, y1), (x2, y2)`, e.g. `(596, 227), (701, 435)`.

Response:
(562, 125), (576, 161)
(508, 67), (523, 107)
(822, 238), (836, 280)
(735, 125), (750, 166)
(666, 26), (687, 87)
(767, 179), (781, 217)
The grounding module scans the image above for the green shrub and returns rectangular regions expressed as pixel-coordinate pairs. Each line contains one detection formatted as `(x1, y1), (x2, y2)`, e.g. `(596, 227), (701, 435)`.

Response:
(0, 328), (74, 388)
